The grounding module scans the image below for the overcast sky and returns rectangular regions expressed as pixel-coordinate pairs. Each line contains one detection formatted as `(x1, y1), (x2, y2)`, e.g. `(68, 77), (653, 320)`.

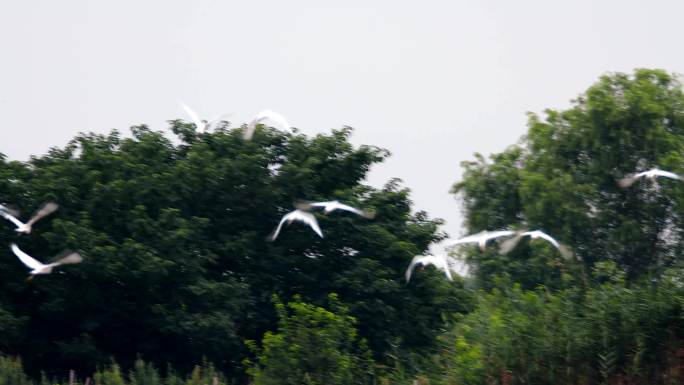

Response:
(2, 0), (684, 252)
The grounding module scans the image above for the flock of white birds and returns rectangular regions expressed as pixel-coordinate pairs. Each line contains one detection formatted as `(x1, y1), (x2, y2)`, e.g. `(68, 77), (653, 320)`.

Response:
(2, 102), (681, 286)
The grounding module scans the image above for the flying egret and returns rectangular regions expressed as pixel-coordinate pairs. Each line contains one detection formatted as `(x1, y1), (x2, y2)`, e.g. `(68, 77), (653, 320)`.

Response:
(295, 200), (375, 219)
(179, 101), (231, 132)
(405, 254), (460, 282)
(244, 110), (291, 140)
(446, 230), (516, 251)
(268, 209), (323, 241)
(10, 243), (83, 279)
(618, 168), (681, 188)
(499, 230), (573, 259)
(0, 202), (58, 234)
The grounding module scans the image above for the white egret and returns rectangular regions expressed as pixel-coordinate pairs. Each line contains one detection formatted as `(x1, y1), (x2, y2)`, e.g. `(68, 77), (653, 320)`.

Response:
(179, 101), (230, 132)
(268, 209), (323, 241)
(499, 230), (573, 259)
(446, 230), (516, 251)
(405, 254), (460, 282)
(618, 168), (681, 188)
(10, 243), (83, 279)
(295, 200), (375, 219)
(0, 202), (58, 234)
(244, 110), (291, 140)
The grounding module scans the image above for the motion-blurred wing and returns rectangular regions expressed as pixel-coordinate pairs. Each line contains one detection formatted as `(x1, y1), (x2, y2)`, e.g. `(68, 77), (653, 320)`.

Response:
(10, 243), (44, 270)
(26, 202), (58, 226)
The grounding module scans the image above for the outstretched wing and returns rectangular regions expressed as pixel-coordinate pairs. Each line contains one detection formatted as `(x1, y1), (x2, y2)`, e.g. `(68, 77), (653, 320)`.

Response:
(0, 204), (20, 219)
(10, 243), (44, 270)
(535, 231), (561, 249)
(267, 213), (292, 242)
(653, 169), (681, 180)
(180, 102), (205, 131)
(334, 202), (374, 218)
(26, 202), (58, 226)
(0, 208), (25, 229)
(52, 251), (83, 266)
(300, 211), (323, 238)
(405, 255), (425, 282)
(618, 174), (639, 188)
(499, 232), (525, 254)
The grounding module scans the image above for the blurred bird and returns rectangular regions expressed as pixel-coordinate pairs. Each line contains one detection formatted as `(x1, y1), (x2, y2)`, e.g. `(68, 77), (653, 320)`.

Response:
(295, 200), (375, 219)
(0, 202), (58, 234)
(179, 101), (230, 132)
(499, 229), (573, 259)
(268, 209), (323, 241)
(10, 243), (82, 279)
(446, 230), (516, 251)
(618, 168), (681, 188)
(405, 254), (459, 282)
(244, 110), (291, 140)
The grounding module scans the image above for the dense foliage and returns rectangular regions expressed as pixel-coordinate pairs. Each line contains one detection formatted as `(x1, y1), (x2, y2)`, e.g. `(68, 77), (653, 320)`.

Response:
(2, 68), (684, 385)
(446, 69), (684, 384)
(0, 123), (466, 382)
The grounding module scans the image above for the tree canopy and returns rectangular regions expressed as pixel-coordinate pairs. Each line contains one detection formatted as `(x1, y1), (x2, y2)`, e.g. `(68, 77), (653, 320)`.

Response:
(454, 69), (684, 287)
(0, 121), (467, 381)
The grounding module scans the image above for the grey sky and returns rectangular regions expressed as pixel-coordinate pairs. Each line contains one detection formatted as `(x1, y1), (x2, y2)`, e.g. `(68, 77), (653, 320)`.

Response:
(2, 0), (684, 251)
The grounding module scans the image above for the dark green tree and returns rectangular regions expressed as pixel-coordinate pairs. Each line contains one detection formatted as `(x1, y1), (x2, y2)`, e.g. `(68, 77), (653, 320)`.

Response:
(453, 69), (684, 286)
(0, 121), (467, 381)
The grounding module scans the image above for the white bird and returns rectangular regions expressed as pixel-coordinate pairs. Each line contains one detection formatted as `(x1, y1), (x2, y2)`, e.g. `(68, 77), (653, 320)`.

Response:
(244, 110), (291, 140)
(618, 168), (681, 188)
(446, 230), (516, 251)
(295, 200), (375, 219)
(405, 254), (460, 282)
(10, 243), (83, 278)
(499, 230), (573, 259)
(0, 202), (58, 234)
(179, 101), (230, 132)
(267, 209), (323, 241)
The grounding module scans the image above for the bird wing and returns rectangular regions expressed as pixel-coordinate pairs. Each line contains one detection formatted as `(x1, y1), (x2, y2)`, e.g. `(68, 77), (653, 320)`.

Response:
(557, 244), (574, 260)
(26, 202), (58, 226)
(0, 204), (20, 219)
(299, 211), (324, 238)
(618, 175), (638, 188)
(405, 255), (426, 282)
(436, 256), (453, 281)
(253, 110), (291, 131)
(335, 202), (374, 218)
(180, 102), (205, 130)
(51, 251), (83, 266)
(10, 243), (45, 270)
(445, 231), (488, 248)
(206, 112), (232, 131)
(499, 232), (525, 254)
(267, 213), (291, 242)
(653, 169), (681, 180)
(243, 122), (257, 140)
(534, 231), (561, 248)
(0, 209), (25, 229)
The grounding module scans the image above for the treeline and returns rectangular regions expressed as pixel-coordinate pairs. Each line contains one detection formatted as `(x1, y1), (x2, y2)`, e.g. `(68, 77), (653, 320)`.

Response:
(1, 69), (684, 384)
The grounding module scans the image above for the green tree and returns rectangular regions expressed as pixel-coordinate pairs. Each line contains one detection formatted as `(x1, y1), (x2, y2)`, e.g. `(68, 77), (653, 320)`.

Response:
(0, 122), (466, 381)
(246, 294), (374, 385)
(453, 69), (684, 286)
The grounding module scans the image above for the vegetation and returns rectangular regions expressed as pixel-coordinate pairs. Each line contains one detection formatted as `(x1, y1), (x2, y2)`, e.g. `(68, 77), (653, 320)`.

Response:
(0, 68), (683, 384)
